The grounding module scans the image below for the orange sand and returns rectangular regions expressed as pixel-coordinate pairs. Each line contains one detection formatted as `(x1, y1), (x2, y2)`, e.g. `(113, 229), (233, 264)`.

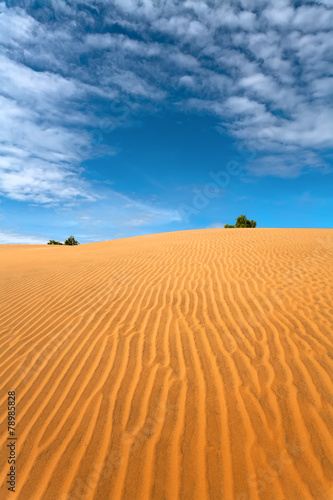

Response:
(0, 228), (332, 500)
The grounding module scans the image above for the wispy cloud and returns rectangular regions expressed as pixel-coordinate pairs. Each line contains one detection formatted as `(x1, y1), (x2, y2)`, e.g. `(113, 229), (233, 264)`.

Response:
(206, 222), (225, 229)
(60, 190), (182, 236)
(0, 230), (46, 244)
(0, 51), (99, 203)
(0, 0), (332, 213)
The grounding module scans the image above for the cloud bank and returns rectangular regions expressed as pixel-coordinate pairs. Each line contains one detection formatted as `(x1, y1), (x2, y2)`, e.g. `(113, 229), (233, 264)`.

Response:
(0, 0), (332, 208)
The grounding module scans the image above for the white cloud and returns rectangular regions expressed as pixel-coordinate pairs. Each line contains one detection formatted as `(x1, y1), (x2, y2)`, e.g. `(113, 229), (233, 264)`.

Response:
(0, 230), (46, 244)
(169, 52), (199, 69)
(0, 3), (37, 46)
(109, 70), (166, 98)
(293, 5), (333, 32)
(246, 150), (328, 178)
(225, 96), (266, 115)
(60, 190), (182, 239)
(317, 0), (333, 6)
(111, 192), (182, 227)
(263, 5), (294, 26)
(0, 0), (332, 213)
(0, 48), (112, 203)
(179, 75), (196, 87)
(213, 5), (257, 30)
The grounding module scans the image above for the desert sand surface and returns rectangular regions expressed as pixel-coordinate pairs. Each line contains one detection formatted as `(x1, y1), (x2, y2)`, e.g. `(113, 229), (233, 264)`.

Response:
(0, 228), (332, 500)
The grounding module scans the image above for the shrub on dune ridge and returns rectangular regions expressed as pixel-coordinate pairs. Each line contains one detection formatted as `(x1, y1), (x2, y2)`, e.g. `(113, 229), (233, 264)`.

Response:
(64, 236), (79, 245)
(224, 215), (257, 228)
(47, 240), (63, 245)
(47, 236), (80, 245)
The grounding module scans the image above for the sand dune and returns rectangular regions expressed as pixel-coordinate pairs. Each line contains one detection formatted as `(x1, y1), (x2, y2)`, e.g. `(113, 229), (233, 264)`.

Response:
(0, 228), (332, 500)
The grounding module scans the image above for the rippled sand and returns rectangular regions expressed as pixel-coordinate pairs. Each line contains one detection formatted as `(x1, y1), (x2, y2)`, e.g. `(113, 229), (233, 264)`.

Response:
(0, 228), (332, 499)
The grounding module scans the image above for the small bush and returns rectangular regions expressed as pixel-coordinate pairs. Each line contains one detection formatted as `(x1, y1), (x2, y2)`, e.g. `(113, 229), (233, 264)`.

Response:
(47, 240), (63, 245)
(47, 236), (80, 245)
(64, 235), (79, 246)
(225, 215), (257, 228)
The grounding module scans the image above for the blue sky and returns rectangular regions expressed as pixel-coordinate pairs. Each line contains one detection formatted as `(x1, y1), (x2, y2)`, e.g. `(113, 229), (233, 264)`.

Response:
(0, 0), (332, 243)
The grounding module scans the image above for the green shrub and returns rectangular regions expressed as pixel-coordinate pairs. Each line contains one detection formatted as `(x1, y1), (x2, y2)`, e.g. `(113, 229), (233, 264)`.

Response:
(64, 235), (79, 246)
(47, 236), (80, 245)
(47, 240), (63, 245)
(225, 215), (257, 228)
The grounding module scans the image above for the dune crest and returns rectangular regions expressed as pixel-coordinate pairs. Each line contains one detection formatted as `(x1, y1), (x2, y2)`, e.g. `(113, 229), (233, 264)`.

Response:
(0, 228), (332, 499)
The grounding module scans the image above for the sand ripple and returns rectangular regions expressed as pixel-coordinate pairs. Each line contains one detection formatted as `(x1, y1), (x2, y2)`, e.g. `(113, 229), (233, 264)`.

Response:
(0, 229), (332, 499)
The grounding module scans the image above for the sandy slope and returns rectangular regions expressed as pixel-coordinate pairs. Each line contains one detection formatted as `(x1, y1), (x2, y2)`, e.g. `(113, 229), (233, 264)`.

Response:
(0, 228), (332, 500)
